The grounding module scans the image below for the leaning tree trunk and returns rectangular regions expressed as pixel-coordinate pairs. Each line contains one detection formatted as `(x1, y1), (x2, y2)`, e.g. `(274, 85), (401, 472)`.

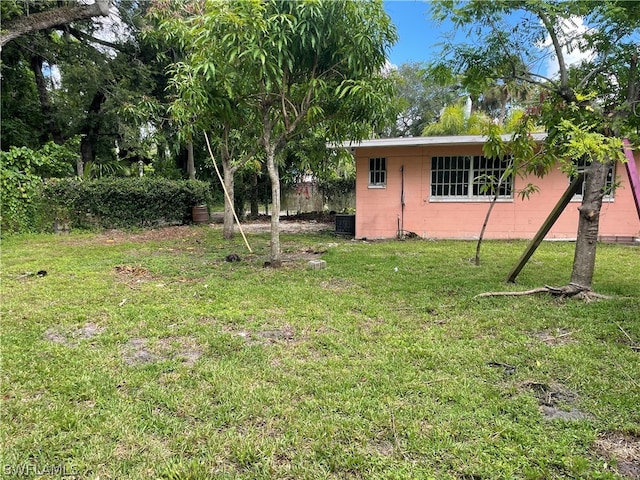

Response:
(475, 166), (512, 266)
(568, 158), (612, 292)
(265, 143), (282, 266)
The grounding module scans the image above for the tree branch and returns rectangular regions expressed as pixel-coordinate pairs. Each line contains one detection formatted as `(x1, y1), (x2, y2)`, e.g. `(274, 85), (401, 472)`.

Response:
(1, 1), (110, 48)
(627, 51), (638, 107)
(66, 26), (127, 53)
(536, 7), (569, 90)
(475, 284), (611, 301)
(577, 64), (610, 90)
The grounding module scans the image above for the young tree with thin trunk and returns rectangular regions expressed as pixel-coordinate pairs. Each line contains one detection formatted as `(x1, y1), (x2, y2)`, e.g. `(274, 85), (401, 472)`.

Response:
(152, 0), (397, 263)
(431, 0), (639, 298)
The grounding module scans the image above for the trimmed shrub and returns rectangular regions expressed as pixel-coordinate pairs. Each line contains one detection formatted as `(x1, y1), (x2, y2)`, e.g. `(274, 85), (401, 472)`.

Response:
(42, 177), (213, 229)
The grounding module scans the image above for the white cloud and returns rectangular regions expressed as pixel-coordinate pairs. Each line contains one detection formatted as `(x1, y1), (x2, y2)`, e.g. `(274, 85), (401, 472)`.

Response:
(541, 16), (596, 79)
(382, 59), (398, 76)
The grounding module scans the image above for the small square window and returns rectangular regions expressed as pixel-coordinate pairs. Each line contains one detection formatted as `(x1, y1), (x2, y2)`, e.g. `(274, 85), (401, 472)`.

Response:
(369, 157), (386, 187)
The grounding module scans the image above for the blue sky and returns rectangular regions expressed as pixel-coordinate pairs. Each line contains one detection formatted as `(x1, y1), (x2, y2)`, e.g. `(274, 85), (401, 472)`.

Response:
(382, 1), (603, 78)
(383, 0), (447, 66)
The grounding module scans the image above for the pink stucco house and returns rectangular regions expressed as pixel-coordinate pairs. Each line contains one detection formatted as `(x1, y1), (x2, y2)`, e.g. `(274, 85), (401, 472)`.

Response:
(349, 134), (640, 242)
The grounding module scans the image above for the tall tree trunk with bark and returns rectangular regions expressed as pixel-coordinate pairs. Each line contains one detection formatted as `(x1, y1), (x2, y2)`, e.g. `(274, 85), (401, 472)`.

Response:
(265, 142), (282, 265)
(186, 141), (195, 180)
(79, 90), (106, 174)
(249, 172), (259, 219)
(30, 54), (65, 145)
(568, 159), (612, 291)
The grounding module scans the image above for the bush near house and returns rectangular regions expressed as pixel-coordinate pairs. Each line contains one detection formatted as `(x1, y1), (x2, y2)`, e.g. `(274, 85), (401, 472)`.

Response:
(42, 177), (213, 230)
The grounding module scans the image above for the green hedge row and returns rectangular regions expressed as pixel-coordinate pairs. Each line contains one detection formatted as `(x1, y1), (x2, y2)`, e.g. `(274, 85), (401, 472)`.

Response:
(42, 177), (213, 229)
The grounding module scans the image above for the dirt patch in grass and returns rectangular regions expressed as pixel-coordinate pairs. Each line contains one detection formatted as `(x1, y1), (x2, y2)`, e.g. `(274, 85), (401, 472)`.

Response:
(44, 322), (105, 347)
(281, 247), (327, 263)
(239, 217), (334, 234)
(66, 225), (206, 246)
(122, 336), (203, 366)
(520, 380), (593, 421)
(114, 264), (151, 277)
(65, 219), (332, 247)
(114, 432), (174, 463)
(532, 328), (577, 346)
(594, 432), (640, 479)
(114, 264), (154, 287)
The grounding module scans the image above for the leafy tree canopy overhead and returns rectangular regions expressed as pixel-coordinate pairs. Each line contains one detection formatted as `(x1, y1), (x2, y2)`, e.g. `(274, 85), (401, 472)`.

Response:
(382, 62), (462, 138)
(430, 0), (640, 146)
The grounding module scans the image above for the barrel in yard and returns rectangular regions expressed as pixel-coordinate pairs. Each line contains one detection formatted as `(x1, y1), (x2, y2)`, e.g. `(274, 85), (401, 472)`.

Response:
(192, 205), (210, 224)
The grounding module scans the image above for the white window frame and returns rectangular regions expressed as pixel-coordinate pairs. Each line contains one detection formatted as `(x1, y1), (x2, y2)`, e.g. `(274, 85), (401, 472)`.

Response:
(430, 155), (513, 202)
(570, 160), (615, 202)
(368, 157), (386, 188)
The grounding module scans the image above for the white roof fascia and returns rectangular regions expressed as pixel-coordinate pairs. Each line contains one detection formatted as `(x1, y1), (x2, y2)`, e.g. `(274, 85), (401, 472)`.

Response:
(338, 133), (547, 149)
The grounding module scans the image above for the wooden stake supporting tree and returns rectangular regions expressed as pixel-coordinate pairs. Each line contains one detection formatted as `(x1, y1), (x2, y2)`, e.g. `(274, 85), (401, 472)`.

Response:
(505, 174), (584, 284)
(623, 139), (640, 221)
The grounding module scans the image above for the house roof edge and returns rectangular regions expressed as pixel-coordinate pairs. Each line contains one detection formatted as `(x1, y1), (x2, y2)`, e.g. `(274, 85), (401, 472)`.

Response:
(338, 133), (547, 149)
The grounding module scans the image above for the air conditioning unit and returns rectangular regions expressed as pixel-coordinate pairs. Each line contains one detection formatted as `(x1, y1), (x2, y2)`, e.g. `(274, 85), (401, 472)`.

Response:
(335, 214), (355, 236)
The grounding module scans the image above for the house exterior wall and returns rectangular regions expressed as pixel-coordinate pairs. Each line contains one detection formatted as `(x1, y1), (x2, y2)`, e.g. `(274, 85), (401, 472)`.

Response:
(355, 144), (640, 240)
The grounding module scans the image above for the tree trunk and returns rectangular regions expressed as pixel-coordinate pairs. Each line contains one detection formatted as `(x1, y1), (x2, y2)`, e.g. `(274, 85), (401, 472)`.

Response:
(249, 172), (259, 219)
(76, 156), (84, 178)
(569, 159), (612, 290)
(265, 143), (282, 265)
(1, 1), (110, 47)
(222, 163), (236, 240)
(186, 141), (195, 180)
(30, 55), (65, 145)
(475, 188), (501, 266)
(79, 90), (106, 170)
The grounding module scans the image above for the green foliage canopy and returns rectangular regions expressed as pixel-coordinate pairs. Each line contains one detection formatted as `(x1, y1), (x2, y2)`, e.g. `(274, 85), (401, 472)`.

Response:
(430, 0), (639, 169)
(149, 0), (398, 144)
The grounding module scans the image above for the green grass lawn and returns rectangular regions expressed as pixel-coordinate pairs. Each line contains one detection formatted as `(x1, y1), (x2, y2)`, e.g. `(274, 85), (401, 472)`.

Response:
(1, 226), (639, 479)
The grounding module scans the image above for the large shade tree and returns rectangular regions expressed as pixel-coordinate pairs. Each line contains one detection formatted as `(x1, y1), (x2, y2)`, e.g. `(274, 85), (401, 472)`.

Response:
(152, 0), (397, 263)
(1, 1), (177, 178)
(383, 62), (461, 138)
(432, 0), (640, 298)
